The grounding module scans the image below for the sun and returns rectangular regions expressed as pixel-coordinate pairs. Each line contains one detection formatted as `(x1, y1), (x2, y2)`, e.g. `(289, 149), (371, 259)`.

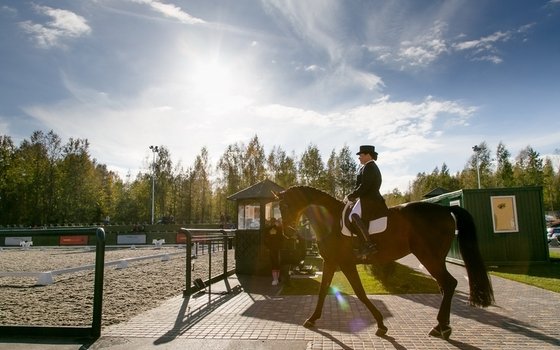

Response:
(190, 60), (234, 99)
(168, 50), (258, 114)
(183, 57), (256, 114)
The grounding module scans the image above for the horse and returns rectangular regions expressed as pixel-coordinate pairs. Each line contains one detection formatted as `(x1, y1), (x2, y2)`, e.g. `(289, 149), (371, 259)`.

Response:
(275, 185), (494, 339)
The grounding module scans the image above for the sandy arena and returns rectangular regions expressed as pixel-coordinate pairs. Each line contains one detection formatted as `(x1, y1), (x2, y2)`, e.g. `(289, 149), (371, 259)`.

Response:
(0, 245), (235, 328)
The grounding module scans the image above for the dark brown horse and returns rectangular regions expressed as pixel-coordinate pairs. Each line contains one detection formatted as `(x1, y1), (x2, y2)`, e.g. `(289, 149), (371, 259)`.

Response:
(276, 186), (494, 339)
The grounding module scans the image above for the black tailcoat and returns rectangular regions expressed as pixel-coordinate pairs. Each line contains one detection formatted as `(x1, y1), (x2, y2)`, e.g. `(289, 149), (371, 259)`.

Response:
(348, 160), (388, 221)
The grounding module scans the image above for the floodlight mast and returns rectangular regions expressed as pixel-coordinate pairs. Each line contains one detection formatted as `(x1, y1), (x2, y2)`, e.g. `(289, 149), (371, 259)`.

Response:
(149, 145), (159, 224)
(472, 145), (481, 189)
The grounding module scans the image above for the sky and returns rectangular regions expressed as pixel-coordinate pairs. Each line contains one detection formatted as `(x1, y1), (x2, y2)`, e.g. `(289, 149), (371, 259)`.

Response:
(1, 0), (560, 194)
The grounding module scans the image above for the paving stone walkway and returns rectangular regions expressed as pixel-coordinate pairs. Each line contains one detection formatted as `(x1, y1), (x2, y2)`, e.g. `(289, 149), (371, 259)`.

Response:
(92, 255), (560, 349)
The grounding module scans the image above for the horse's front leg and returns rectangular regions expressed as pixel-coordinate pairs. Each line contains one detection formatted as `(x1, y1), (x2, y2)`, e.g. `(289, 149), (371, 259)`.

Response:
(340, 263), (387, 336)
(304, 260), (336, 328)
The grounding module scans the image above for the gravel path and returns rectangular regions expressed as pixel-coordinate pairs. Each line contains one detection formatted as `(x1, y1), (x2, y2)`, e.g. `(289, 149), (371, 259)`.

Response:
(0, 246), (235, 327)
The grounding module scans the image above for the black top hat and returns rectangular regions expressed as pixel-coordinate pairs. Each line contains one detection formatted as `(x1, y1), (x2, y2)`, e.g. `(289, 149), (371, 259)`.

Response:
(356, 145), (377, 156)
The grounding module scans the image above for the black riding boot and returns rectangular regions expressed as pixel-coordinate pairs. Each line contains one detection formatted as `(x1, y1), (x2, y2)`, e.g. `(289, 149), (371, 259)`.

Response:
(351, 213), (378, 258)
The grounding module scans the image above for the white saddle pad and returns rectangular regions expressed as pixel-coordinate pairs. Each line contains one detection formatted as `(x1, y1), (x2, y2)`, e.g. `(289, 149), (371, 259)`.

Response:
(341, 202), (387, 237)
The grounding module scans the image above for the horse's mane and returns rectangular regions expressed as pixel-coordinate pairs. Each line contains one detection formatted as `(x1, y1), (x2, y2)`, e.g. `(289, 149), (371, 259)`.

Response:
(284, 185), (344, 210)
(282, 186), (344, 242)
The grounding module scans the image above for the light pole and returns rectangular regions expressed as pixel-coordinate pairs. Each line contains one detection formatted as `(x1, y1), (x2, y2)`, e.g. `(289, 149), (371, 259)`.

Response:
(149, 145), (159, 224)
(472, 145), (481, 189)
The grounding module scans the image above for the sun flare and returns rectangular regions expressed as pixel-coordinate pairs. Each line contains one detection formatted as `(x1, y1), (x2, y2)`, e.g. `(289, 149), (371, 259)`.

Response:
(185, 59), (254, 113)
(191, 61), (234, 97)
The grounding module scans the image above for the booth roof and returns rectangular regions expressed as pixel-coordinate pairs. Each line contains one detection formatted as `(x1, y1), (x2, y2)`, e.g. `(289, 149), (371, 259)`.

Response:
(227, 179), (285, 201)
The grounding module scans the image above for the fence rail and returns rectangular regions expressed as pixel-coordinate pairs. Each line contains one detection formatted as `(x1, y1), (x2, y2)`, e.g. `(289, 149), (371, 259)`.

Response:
(179, 228), (236, 297)
(0, 227), (106, 339)
(0, 227), (238, 338)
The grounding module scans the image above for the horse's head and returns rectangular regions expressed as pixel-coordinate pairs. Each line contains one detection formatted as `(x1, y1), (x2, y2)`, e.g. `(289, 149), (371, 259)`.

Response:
(276, 186), (344, 241)
(273, 189), (300, 237)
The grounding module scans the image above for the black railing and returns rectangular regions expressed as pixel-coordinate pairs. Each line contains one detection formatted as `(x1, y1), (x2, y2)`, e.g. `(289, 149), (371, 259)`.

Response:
(179, 228), (236, 297)
(0, 227), (106, 339)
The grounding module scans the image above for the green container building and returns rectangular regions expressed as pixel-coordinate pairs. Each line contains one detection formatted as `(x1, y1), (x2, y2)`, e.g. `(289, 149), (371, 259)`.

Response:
(423, 186), (549, 266)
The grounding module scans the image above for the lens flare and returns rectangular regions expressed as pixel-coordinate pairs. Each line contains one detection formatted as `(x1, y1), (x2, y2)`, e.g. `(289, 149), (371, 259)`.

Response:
(331, 286), (368, 332)
(331, 286), (349, 310)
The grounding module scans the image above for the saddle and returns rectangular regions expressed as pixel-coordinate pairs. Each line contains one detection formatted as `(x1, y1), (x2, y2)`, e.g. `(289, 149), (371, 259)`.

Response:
(341, 201), (387, 237)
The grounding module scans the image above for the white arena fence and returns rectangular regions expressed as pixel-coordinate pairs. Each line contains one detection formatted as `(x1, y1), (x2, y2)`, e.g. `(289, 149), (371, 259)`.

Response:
(0, 236), (230, 286)
(0, 249), (184, 285)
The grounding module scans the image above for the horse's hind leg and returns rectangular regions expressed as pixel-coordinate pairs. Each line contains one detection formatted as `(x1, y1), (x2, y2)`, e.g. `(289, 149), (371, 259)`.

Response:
(340, 264), (387, 336)
(304, 260), (336, 328)
(422, 261), (457, 340)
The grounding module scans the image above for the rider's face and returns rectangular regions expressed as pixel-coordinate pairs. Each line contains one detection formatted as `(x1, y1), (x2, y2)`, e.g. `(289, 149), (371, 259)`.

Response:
(358, 152), (372, 165)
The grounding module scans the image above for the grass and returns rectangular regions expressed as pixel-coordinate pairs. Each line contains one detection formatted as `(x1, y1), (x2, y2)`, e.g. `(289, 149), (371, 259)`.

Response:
(550, 250), (560, 259)
(281, 262), (440, 295)
(281, 252), (560, 295)
(487, 252), (560, 293)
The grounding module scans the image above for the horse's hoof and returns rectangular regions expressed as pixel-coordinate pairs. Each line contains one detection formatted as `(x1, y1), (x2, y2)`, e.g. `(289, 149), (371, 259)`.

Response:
(303, 319), (315, 328)
(428, 325), (452, 340)
(375, 325), (388, 337)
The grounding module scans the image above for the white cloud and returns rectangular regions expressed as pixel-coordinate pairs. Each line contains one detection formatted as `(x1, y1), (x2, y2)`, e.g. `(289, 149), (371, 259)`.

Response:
(454, 31), (510, 51)
(130, 0), (205, 24)
(340, 96), (475, 148)
(253, 104), (330, 127)
(19, 5), (91, 48)
(20, 66), (476, 192)
(473, 55), (503, 64)
(304, 65), (324, 72)
(453, 24), (534, 64)
(1, 5), (17, 17)
(368, 20), (535, 69)
(452, 30), (511, 62)
(361, 22), (451, 69)
(264, 0), (345, 60)
(397, 21), (449, 67)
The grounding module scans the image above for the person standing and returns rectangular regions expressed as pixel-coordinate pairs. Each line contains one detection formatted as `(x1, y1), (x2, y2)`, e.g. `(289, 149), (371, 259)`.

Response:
(264, 217), (285, 285)
(345, 145), (389, 257)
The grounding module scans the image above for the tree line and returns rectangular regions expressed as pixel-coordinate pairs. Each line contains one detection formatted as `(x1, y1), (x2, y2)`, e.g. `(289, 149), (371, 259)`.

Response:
(1, 131), (558, 226)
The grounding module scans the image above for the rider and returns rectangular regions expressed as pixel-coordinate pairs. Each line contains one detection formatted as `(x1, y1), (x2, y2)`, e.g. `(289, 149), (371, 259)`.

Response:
(345, 145), (389, 257)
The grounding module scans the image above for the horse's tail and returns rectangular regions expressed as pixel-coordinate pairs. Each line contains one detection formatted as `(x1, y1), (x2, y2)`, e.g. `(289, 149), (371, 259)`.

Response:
(449, 206), (495, 307)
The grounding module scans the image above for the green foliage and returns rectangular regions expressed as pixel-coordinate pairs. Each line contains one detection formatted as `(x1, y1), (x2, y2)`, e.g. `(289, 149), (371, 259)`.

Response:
(496, 141), (514, 187)
(331, 145), (357, 198)
(243, 135), (267, 186)
(270, 146), (298, 188)
(513, 146), (543, 187)
(407, 162), (462, 201)
(407, 141), (560, 210)
(298, 143), (327, 190)
(191, 147), (212, 223)
(2, 131), (560, 226)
